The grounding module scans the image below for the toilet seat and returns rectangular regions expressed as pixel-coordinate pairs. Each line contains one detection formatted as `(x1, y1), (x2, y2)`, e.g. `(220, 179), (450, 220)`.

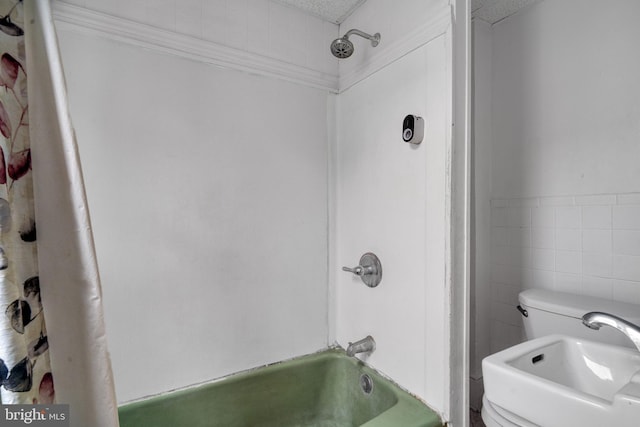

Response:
(481, 395), (539, 427)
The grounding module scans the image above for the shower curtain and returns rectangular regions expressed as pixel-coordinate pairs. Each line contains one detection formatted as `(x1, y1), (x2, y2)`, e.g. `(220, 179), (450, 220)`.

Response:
(0, 0), (119, 426)
(0, 0), (49, 405)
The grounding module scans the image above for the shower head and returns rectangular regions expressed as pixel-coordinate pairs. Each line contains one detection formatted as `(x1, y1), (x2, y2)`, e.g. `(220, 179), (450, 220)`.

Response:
(330, 37), (354, 59)
(330, 29), (380, 59)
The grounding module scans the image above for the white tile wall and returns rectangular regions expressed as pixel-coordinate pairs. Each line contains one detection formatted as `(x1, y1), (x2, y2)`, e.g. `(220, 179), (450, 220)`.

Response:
(618, 194), (640, 205)
(489, 193), (640, 353)
(575, 195), (616, 206)
(613, 255), (640, 282)
(614, 205), (640, 230)
(531, 227), (554, 249)
(531, 206), (554, 228)
(582, 252), (612, 277)
(613, 280), (640, 305)
(555, 206), (581, 229)
(583, 229), (611, 253)
(556, 229), (580, 251)
(555, 250), (581, 274)
(582, 205), (612, 229)
(540, 196), (574, 206)
(582, 276), (613, 300)
(613, 231), (640, 256)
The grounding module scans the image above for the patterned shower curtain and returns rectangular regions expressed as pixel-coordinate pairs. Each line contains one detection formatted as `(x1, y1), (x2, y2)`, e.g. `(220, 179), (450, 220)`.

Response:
(0, 0), (53, 404)
(0, 0), (119, 423)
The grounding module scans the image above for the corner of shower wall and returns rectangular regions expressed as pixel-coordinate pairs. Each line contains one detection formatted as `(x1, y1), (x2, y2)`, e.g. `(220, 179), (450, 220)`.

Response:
(326, 92), (338, 346)
(333, 0), (454, 419)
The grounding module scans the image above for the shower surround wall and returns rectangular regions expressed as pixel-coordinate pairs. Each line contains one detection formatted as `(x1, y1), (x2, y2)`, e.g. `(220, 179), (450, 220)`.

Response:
(473, 0), (640, 406)
(52, 0), (455, 419)
(53, 0), (335, 403)
(334, 0), (451, 415)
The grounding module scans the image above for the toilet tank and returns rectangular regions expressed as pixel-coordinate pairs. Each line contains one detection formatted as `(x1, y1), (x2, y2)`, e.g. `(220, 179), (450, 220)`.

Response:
(518, 289), (640, 349)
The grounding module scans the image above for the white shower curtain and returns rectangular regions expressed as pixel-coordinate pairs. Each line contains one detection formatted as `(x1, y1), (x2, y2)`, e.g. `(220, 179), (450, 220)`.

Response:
(24, 0), (119, 426)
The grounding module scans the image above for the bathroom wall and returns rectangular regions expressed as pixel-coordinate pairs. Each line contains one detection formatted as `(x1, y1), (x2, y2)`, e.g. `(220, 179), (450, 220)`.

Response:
(473, 0), (640, 403)
(53, 0), (334, 403)
(334, 0), (452, 416)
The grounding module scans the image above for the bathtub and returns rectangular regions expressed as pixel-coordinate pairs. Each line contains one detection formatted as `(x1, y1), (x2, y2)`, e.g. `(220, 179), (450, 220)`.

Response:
(118, 349), (442, 427)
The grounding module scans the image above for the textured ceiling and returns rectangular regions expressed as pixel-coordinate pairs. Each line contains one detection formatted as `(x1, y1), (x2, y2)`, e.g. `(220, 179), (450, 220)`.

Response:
(276, 0), (539, 26)
(472, 0), (543, 24)
(273, 0), (367, 24)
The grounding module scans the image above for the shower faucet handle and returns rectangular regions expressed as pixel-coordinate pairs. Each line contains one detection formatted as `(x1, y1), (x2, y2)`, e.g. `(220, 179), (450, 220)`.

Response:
(342, 265), (374, 276)
(341, 253), (382, 288)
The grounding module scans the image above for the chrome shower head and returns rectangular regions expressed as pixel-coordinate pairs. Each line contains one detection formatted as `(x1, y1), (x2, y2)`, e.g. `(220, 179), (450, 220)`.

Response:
(330, 29), (380, 59)
(330, 37), (354, 59)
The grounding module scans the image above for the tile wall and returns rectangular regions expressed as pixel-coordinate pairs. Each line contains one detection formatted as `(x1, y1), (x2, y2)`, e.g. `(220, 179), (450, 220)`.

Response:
(490, 192), (640, 353)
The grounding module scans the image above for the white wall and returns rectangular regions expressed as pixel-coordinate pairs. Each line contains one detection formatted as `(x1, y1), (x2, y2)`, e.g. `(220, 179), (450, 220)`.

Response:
(54, 0), (338, 78)
(491, 0), (640, 199)
(335, 0), (451, 416)
(473, 0), (640, 375)
(337, 0), (450, 91)
(56, 21), (331, 403)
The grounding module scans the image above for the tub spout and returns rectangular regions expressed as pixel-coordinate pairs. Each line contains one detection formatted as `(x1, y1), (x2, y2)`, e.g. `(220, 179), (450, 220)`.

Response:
(582, 312), (640, 352)
(346, 335), (376, 357)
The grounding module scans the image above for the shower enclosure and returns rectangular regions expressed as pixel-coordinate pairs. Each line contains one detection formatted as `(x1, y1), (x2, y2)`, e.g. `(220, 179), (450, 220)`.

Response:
(48, 0), (471, 425)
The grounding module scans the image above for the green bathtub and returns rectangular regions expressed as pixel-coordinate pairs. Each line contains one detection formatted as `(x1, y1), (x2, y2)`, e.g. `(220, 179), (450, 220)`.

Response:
(119, 349), (442, 427)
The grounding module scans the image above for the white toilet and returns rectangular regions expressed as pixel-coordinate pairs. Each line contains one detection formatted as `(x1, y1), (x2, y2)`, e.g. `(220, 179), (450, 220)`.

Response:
(481, 289), (640, 427)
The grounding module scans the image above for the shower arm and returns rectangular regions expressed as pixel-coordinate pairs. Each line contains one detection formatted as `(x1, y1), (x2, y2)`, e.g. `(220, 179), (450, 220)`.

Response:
(343, 29), (380, 47)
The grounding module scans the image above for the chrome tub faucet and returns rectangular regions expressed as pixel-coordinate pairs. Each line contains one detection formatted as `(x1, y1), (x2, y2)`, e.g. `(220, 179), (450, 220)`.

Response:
(346, 335), (376, 357)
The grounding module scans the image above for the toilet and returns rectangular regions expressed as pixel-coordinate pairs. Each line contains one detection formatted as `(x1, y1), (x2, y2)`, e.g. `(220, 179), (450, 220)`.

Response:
(481, 289), (640, 427)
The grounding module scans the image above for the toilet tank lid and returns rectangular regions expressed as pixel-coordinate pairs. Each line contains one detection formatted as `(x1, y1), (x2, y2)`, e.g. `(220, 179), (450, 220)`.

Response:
(519, 289), (640, 321)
